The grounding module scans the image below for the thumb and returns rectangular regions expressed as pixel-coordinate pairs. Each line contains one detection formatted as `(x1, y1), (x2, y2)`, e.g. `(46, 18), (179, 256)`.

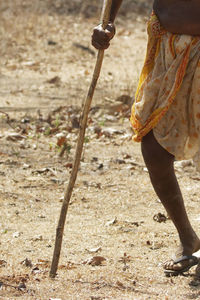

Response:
(105, 23), (116, 39)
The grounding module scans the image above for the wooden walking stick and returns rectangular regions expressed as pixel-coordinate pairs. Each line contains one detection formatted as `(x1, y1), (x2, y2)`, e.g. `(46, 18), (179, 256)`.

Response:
(50, 0), (113, 278)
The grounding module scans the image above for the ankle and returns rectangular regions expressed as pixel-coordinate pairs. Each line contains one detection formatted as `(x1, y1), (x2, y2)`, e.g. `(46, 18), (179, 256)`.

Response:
(179, 232), (200, 254)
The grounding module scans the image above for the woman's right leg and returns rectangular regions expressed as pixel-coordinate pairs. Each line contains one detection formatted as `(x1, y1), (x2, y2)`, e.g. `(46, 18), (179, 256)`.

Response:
(141, 130), (200, 271)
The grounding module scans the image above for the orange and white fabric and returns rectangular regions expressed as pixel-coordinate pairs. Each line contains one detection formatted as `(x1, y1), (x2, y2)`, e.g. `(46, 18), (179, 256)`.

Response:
(130, 12), (200, 165)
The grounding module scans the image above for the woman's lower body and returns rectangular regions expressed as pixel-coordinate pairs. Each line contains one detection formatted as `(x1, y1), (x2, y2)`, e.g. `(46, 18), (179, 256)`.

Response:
(131, 12), (200, 275)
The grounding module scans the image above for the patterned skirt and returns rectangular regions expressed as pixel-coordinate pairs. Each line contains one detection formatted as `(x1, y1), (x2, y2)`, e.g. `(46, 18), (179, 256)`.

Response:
(130, 12), (200, 166)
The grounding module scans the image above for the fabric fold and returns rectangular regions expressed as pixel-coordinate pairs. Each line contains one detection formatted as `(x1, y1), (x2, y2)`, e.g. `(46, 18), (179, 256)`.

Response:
(130, 12), (200, 167)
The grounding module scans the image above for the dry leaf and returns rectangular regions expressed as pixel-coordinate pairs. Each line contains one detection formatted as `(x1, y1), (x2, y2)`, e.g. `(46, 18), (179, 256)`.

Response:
(86, 247), (102, 254)
(6, 133), (26, 141)
(123, 154), (132, 159)
(31, 267), (41, 274)
(32, 235), (43, 241)
(65, 163), (73, 169)
(46, 76), (61, 86)
(116, 280), (126, 289)
(37, 259), (50, 268)
(82, 256), (106, 266)
(102, 127), (124, 137)
(20, 258), (33, 267)
(22, 163), (30, 169)
(191, 176), (200, 181)
(58, 262), (77, 270)
(18, 282), (26, 291)
(153, 213), (167, 223)
(33, 168), (56, 176)
(71, 116), (80, 128)
(57, 136), (67, 147)
(0, 260), (7, 267)
(174, 160), (193, 169)
(189, 279), (200, 287)
(13, 231), (22, 238)
(106, 217), (117, 226)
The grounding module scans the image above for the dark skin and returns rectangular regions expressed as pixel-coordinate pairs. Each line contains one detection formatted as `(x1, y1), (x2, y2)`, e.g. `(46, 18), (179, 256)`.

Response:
(154, 0), (200, 35)
(92, 0), (200, 50)
(92, 0), (200, 273)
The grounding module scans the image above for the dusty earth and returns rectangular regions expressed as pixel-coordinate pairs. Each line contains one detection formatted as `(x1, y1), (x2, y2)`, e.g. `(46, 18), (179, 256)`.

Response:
(1, 1), (200, 299)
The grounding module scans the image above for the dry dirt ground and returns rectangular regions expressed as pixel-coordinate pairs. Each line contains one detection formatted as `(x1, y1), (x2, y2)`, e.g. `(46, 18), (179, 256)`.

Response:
(1, 2), (200, 300)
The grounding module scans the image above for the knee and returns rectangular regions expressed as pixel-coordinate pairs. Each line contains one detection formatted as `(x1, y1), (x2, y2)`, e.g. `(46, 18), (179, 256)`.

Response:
(141, 131), (174, 176)
(141, 136), (159, 172)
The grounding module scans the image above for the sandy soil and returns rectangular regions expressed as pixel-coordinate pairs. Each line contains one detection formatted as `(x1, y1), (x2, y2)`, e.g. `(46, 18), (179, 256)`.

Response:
(1, 1), (200, 299)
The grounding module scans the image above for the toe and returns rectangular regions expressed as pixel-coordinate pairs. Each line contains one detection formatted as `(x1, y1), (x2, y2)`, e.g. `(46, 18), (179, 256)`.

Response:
(163, 256), (198, 272)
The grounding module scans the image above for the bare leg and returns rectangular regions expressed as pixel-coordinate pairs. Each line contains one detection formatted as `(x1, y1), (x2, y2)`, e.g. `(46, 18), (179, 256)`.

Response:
(141, 131), (200, 271)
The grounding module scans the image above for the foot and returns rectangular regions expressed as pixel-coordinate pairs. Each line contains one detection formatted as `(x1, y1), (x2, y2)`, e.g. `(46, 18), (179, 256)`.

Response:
(164, 239), (200, 275)
(164, 255), (199, 276)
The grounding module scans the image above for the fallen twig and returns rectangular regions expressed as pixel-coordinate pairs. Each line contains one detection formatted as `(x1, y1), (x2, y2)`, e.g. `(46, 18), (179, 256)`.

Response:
(0, 110), (15, 129)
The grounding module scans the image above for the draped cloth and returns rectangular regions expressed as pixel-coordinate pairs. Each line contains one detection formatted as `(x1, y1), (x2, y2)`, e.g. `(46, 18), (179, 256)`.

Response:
(130, 12), (200, 167)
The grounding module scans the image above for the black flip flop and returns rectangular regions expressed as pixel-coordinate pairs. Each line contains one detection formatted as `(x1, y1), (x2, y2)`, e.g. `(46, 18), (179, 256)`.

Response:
(164, 255), (199, 277)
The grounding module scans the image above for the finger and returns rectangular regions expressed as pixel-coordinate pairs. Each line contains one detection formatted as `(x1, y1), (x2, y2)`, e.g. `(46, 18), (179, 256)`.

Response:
(92, 29), (110, 43)
(106, 23), (115, 31)
(92, 41), (109, 50)
(105, 23), (116, 39)
(91, 36), (110, 49)
(92, 37), (110, 48)
(92, 36), (109, 46)
(92, 40), (110, 50)
(105, 28), (115, 39)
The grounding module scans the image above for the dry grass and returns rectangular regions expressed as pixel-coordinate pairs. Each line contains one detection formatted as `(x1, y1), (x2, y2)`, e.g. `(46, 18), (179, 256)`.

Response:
(0, 0), (153, 17)
(0, 1), (200, 299)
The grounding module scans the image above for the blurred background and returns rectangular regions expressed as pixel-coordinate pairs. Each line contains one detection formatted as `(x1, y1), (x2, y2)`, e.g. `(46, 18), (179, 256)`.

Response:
(0, 0), (153, 17)
(0, 0), (154, 113)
